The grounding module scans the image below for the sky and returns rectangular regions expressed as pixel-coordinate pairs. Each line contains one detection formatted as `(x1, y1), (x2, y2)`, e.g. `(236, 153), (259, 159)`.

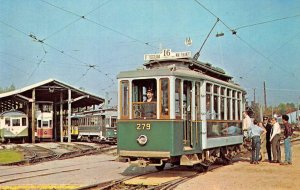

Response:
(0, 0), (300, 106)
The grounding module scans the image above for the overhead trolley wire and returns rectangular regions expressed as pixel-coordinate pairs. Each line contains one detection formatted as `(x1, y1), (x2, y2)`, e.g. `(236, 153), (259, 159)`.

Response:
(40, 0), (112, 41)
(242, 31), (300, 79)
(192, 0), (298, 80)
(40, 0), (158, 49)
(234, 14), (300, 31)
(193, 0), (234, 32)
(0, 18), (114, 85)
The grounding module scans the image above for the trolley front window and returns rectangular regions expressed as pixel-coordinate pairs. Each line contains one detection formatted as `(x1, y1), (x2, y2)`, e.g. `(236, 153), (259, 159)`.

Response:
(175, 79), (181, 119)
(12, 119), (20, 127)
(120, 81), (129, 119)
(132, 79), (157, 119)
(160, 78), (169, 119)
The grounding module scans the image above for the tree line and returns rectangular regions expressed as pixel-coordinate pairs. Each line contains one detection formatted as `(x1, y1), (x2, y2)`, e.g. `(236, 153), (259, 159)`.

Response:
(0, 84), (16, 94)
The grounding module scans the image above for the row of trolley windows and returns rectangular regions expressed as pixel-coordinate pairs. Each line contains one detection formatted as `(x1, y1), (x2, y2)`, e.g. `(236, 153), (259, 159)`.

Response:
(120, 78), (244, 120)
(5, 118), (27, 127)
(206, 83), (242, 120)
(65, 117), (117, 128)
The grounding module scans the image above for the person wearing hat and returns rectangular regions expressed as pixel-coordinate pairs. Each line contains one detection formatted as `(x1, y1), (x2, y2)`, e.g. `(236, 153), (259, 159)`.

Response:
(141, 88), (156, 118)
(145, 88), (155, 102)
(263, 116), (272, 162)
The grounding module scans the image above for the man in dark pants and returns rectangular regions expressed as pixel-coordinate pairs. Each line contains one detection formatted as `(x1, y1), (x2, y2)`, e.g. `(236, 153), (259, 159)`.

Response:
(263, 117), (272, 162)
(248, 120), (266, 164)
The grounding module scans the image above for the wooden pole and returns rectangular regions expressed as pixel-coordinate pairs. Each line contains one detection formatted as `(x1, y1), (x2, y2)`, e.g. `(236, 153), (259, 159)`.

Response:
(31, 88), (36, 143)
(60, 91), (63, 142)
(68, 89), (71, 143)
(263, 81), (267, 110)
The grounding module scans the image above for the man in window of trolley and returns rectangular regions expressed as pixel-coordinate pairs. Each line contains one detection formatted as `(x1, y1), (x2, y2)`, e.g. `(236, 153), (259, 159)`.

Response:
(142, 88), (157, 118)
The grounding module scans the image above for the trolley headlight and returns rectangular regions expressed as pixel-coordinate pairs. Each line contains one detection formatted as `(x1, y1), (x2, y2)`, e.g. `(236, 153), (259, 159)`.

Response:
(137, 135), (148, 146)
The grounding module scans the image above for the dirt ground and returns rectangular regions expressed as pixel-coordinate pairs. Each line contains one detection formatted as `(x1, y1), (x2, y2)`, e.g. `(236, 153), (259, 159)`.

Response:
(176, 142), (300, 190)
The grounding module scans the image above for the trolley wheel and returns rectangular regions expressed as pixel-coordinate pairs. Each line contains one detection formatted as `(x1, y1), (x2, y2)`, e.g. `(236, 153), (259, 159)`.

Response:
(155, 162), (166, 171)
(194, 163), (209, 173)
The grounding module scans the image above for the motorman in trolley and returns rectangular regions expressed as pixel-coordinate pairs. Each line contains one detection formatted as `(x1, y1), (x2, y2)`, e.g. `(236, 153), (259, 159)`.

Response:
(142, 88), (157, 119)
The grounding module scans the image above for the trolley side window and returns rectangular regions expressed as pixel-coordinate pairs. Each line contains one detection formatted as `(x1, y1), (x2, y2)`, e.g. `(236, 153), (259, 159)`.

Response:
(120, 80), (129, 119)
(132, 79), (157, 119)
(175, 79), (181, 119)
(213, 85), (219, 120)
(5, 118), (10, 126)
(22, 117), (27, 126)
(232, 90), (236, 120)
(111, 118), (117, 127)
(160, 78), (169, 119)
(12, 118), (21, 127)
(195, 82), (201, 120)
(206, 83), (214, 119)
(227, 89), (232, 120)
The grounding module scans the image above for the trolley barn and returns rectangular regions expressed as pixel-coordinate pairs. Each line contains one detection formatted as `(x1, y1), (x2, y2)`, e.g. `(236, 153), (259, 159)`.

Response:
(0, 79), (104, 143)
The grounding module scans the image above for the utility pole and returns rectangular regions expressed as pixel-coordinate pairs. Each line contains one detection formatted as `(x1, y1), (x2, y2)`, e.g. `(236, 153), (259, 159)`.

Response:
(253, 88), (256, 104)
(263, 81), (267, 109)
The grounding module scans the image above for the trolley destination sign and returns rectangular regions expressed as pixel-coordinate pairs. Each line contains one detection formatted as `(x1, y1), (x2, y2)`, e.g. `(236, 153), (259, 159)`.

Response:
(144, 49), (191, 61)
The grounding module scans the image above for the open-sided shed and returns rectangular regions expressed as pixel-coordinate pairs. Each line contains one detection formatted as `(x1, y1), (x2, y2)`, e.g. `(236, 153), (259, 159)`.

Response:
(0, 79), (104, 143)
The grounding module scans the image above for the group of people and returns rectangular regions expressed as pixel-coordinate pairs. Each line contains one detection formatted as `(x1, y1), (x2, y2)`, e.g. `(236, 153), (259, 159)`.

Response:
(242, 111), (293, 165)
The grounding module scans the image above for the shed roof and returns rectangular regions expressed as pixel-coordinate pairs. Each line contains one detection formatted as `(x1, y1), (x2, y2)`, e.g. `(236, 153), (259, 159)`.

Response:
(0, 79), (104, 112)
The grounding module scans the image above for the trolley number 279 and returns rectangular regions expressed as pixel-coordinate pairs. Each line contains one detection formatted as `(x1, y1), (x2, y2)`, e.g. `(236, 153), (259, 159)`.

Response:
(136, 123), (151, 130)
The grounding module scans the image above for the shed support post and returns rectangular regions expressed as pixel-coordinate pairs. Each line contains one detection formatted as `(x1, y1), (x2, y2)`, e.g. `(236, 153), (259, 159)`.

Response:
(60, 91), (63, 142)
(31, 88), (36, 143)
(68, 89), (72, 143)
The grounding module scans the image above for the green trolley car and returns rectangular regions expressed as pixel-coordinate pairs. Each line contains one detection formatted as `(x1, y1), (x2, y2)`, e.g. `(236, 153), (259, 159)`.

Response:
(117, 49), (246, 171)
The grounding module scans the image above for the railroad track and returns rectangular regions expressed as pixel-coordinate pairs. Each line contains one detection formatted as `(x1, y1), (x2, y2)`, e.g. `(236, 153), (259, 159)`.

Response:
(1, 143), (116, 166)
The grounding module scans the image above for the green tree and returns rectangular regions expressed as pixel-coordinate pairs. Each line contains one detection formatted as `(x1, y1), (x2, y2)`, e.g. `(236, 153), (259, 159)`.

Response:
(0, 84), (16, 94)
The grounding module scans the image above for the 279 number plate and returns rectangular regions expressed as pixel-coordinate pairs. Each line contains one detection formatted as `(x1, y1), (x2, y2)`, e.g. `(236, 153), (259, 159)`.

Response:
(136, 123), (151, 130)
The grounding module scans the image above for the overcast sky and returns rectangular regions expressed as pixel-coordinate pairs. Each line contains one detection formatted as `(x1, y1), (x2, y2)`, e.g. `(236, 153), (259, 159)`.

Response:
(1, 0), (299, 106)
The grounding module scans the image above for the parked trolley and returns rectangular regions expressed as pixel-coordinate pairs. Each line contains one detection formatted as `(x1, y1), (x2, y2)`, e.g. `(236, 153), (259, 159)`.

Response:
(0, 109), (28, 143)
(35, 102), (53, 141)
(117, 49), (246, 171)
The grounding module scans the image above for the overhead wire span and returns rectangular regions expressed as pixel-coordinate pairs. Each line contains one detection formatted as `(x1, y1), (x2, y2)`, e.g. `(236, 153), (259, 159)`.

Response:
(234, 14), (300, 31)
(242, 31), (300, 79)
(192, 0), (298, 80)
(40, 0), (158, 50)
(235, 34), (297, 79)
(40, 0), (113, 41)
(0, 18), (114, 86)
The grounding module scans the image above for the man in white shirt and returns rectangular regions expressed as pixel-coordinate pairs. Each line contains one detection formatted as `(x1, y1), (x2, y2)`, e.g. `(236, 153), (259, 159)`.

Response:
(242, 111), (252, 138)
(270, 117), (281, 163)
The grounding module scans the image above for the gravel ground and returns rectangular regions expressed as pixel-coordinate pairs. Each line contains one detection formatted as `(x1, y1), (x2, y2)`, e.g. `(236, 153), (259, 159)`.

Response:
(175, 142), (300, 190)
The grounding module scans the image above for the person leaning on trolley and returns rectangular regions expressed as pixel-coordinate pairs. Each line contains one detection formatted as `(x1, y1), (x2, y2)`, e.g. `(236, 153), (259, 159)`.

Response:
(242, 111), (252, 139)
(142, 88), (156, 118)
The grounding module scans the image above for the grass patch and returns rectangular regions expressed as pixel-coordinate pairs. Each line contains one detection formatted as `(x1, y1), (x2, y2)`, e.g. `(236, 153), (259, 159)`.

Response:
(0, 149), (24, 164)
